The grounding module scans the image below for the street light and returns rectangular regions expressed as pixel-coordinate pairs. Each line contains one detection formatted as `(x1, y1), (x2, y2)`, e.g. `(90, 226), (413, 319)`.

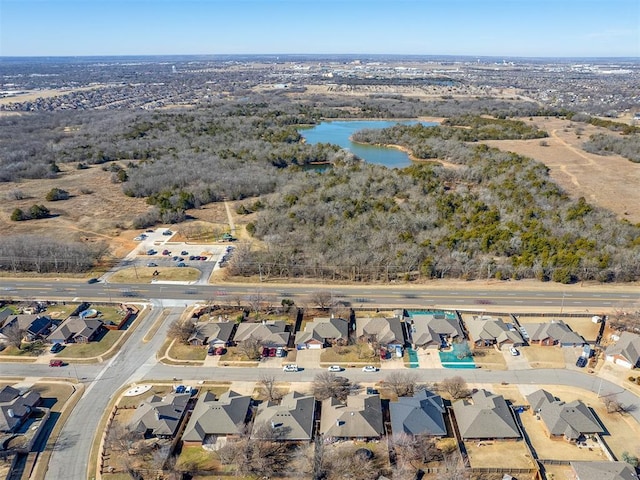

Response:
(560, 292), (566, 314)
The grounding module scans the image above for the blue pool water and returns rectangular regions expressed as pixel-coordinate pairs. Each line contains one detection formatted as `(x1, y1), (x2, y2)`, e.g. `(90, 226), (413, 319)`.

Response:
(439, 350), (476, 369)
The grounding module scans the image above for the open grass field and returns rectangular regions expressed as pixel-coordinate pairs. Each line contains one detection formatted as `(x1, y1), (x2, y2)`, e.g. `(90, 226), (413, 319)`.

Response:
(168, 341), (207, 362)
(522, 346), (566, 368)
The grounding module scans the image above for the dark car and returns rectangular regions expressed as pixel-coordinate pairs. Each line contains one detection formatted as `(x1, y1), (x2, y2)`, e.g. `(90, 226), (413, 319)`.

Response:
(261, 347), (270, 358)
(181, 251), (189, 255)
(576, 356), (588, 368)
(176, 262), (186, 267)
(87, 278), (99, 284)
(50, 343), (64, 353)
(208, 346), (216, 356)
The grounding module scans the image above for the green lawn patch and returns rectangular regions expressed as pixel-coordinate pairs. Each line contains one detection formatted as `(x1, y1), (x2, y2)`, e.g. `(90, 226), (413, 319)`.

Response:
(176, 446), (221, 472)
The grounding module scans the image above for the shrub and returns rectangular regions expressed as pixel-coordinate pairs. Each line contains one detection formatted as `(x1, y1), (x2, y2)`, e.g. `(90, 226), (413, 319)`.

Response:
(10, 208), (25, 221)
(45, 187), (69, 201)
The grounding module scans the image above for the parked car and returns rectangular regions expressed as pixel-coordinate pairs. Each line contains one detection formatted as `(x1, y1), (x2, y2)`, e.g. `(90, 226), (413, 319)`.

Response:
(207, 346), (216, 356)
(181, 251), (189, 255)
(147, 249), (156, 255)
(283, 364), (299, 372)
(215, 346), (225, 356)
(576, 356), (588, 368)
(175, 385), (186, 393)
(261, 347), (270, 358)
(176, 262), (186, 267)
(50, 343), (64, 353)
(327, 365), (342, 372)
(49, 359), (64, 367)
(509, 347), (519, 356)
(275, 347), (286, 357)
(379, 348), (387, 360)
(362, 365), (378, 373)
(146, 229), (155, 233)
(162, 249), (170, 255)
(163, 230), (173, 236)
(147, 262), (158, 267)
(268, 347), (277, 357)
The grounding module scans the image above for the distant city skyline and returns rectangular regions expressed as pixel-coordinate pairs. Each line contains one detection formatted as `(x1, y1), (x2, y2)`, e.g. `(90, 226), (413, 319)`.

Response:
(1, 0), (638, 58)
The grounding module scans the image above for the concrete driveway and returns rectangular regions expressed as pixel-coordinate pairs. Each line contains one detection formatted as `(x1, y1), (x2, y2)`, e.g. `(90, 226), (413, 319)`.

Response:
(504, 346), (531, 369)
(295, 348), (323, 369)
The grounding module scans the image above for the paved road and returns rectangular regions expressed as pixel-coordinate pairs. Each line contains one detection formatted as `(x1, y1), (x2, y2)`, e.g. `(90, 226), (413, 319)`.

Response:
(43, 304), (184, 480)
(2, 279), (638, 311)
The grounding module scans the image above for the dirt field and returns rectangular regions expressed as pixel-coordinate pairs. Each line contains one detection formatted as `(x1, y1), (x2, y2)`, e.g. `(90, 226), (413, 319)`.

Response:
(483, 117), (640, 224)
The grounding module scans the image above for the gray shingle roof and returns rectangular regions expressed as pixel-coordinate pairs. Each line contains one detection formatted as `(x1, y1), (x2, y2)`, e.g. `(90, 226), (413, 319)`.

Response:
(320, 394), (384, 439)
(356, 317), (404, 346)
(526, 389), (603, 440)
(47, 317), (103, 343)
(0, 386), (41, 433)
(295, 317), (349, 345)
(389, 389), (446, 437)
(182, 390), (251, 442)
(129, 392), (190, 437)
(571, 461), (639, 480)
(452, 389), (520, 439)
(409, 313), (463, 347)
(252, 391), (315, 441)
(466, 317), (523, 345)
(234, 321), (290, 346)
(521, 320), (584, 345)
(188, 321), (235, 345)
(605, 332), (640, 367)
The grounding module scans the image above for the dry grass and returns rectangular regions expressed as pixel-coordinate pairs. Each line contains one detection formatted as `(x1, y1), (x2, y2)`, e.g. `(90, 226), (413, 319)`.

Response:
(168, 342), (207, 362)
(464, 439), (535, 469)
(483, 117), (640, 224)
(319, 344), (380, 364)
(472, 348), (508, 370)
(559, 317), (602, 342)
(61, 330), (124, 358)
(108, 266), (200, 283)
(522, 346), (566, 368)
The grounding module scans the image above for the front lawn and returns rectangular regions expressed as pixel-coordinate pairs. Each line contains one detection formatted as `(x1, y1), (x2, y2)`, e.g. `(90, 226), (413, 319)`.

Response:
(320, 344), (379, 365)
(62, 330), (123, 358)
(168, 342), (207, 361)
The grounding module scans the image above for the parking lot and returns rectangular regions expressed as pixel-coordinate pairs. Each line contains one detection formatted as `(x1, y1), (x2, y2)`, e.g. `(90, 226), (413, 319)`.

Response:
(126, 228), (235, 283)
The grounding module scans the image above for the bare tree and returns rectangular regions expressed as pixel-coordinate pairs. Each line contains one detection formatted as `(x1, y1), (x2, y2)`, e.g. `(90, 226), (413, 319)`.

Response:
(603, 395), (625, 414)
(439, 376), (470, 400)
(167, 319), (194, 344)
(312, 372), (352, 401)
(2, 322), (25, 350)
(237, 337), (262, 360)
(440, 453), (470, 480)
(309, 290), (334, 310)
(259, 374), (281, 402)
(323, 445), (380, 480)
(385, 372), (417, 397)
(246, 290), (266, 316)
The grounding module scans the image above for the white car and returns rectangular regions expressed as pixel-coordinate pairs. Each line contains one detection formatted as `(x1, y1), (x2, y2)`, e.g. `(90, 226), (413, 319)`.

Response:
(509, 347), (519, 356)
(362, 365), (377, 373)
(283, 364), (299, 372)
(327, 365), (342, 372)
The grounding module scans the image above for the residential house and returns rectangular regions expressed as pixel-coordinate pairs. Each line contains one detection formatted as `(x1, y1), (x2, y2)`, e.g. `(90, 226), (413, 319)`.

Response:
(452, 389), (520, 440)
(295, 317), (349, 349)
(0, 314), (54, 343)
(356, 317), (405, 349)
(188, 321), (236, 347)
(47, 316), (104, 344)
(520, 320), (585, 347)
(233, 320), (290, 347)
(526, 389), (603, 442)
(605, 332), (640, 369)
(129, 392), (191, 439)
(320, 394), (384, 440)
(407, 313), (463, 349)
(466, 316), (524, 348)
(182, 390), (251, 445)
(0, 385), (41, 433)
(389, 389), (447, 437)
(571, 461), (639, 480)
(251, 391), (315, 442)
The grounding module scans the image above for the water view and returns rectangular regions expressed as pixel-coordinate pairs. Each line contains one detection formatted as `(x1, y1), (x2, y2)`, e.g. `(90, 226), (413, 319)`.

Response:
(300, 120), (437, 168)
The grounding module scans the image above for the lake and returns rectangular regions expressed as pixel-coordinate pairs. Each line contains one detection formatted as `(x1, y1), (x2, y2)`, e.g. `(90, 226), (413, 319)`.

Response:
(299, 120), (437, 168)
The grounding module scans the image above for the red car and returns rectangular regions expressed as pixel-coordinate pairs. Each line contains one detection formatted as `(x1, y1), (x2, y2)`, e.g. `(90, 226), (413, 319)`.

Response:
(49, 359), (64, 367)
(380, 349), (387, 360)
(268, 347), (277, 357)
(215, 347), (225, 356)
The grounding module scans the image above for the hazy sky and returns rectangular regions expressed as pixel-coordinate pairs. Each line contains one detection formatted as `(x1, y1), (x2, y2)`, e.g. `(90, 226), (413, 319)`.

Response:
(1, 0), (639, 57)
